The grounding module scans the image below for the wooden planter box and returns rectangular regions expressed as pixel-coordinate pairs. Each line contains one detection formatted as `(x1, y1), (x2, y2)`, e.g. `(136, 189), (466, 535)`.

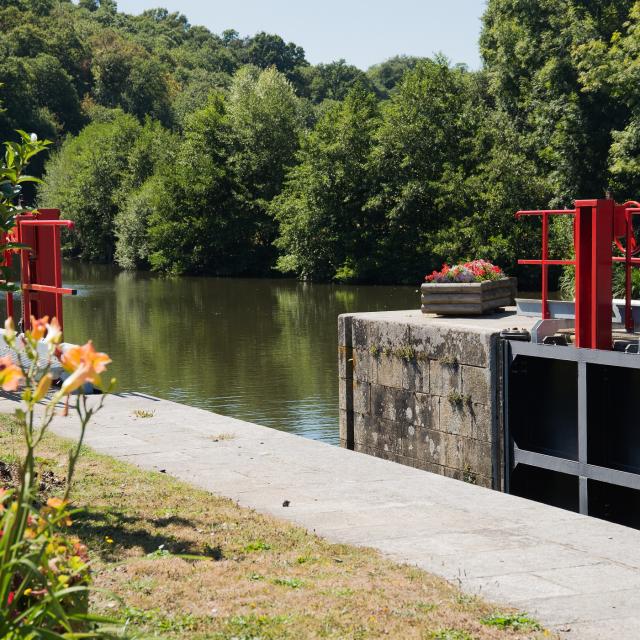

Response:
(421, 277), (517, 315)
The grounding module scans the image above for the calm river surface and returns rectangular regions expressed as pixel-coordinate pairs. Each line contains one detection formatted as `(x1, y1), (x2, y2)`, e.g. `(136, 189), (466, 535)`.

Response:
(56, 262), (418, 444)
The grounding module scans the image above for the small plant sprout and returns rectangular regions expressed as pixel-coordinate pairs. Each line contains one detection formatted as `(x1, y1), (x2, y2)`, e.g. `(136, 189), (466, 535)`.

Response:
(133, 409), (155, 418)
(439, 354), (459, 366)
(394, 345), (416, 361)
(210, 432), (235, 442)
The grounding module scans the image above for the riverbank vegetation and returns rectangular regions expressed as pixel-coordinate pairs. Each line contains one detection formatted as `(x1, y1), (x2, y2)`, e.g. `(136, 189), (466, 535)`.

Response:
(3, 0), (640, 284)
(0, 417), (550, 639)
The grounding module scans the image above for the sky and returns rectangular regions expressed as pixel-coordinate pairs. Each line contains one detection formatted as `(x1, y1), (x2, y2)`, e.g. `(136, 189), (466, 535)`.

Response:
(115, 0), (487, 70)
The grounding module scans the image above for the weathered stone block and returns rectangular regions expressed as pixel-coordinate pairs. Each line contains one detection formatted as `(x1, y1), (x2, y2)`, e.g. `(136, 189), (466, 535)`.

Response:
(439, 399), (491, 442)
(351, 316), (370, 349)
(430, 360), (462, 397)
(474, 474), (493, 489)
(438, 399), (467, 437)
(402, 423), (417, 458)
(461, 364), (492, 404)
(470, 439), (494, 478)
(416, 427), (446, 466)
(338, 345), (353, 379)
(373, 353), (405, 388)
(442, 434), (492, 476)
(443, 466), (464, 482)
(338, 377), (352, 411)
(353, 380), (371, 415)
(353, 413), (403, 455)
(402, 358), (429, 393)
(442, 433), (465, 470)
(338, 314), (353, 347)
(414, 393), (439, 429)
(353, 349), (373, 383)
(370, 384), (414, 423)
(413, 458), (445, 475)
(339, 409), (351, 444)
(409, 324), (492, 368)
(371, 320), (411, 352)
(467, 403), (492, 442)
(353, 412), (369, 447)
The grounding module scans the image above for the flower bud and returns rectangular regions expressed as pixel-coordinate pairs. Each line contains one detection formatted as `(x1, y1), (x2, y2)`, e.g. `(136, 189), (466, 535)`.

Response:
(33, 374), (52, 402)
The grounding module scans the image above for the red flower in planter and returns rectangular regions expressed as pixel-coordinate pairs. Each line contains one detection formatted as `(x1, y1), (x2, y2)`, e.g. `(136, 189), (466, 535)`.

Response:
(425, 260), (505, 284)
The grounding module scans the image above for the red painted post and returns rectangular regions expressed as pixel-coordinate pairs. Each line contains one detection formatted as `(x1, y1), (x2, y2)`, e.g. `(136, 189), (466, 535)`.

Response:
(625, 208), (634, 333)
(574, 201), (593, 348)
(592, 199), (614, 350)
(542, 212), (550, 319)
(574, 199), (613, 350)
(12, 209), (75, 335)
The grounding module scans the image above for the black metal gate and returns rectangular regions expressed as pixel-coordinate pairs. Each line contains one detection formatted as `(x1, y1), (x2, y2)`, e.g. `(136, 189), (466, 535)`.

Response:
(503, 339), (640, 528)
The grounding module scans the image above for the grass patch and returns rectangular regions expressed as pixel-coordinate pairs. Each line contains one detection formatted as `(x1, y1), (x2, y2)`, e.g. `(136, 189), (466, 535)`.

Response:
(0, 415), (552, 639)
(209, 432), (235, 442)
(243, 540), (271, 553)
(430, 630), (473, 640)
(481, 612), (542, 630)
(273, 576), (304, 589)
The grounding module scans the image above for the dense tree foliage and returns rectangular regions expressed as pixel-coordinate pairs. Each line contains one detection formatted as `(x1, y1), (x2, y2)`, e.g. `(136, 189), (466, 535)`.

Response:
(0, 0), (636, 284)
(273, 85), (382, 281)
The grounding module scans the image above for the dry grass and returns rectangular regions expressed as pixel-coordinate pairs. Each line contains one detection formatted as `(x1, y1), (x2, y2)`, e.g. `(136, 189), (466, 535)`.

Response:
(0, 416), (554, 639)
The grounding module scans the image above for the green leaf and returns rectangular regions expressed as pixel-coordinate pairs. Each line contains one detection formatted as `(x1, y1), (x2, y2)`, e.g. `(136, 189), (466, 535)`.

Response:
(17, 175), (43, 185)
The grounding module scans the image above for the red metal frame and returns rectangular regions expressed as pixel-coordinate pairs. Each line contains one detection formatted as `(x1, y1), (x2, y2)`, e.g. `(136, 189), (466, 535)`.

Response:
(515, 208), (576, 320)
(2, 209), (76, 336)
(516, 199), (640, 350)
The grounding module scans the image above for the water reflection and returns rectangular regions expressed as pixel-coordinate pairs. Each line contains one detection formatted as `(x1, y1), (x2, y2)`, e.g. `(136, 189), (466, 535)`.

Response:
(51, 262), (418, 444)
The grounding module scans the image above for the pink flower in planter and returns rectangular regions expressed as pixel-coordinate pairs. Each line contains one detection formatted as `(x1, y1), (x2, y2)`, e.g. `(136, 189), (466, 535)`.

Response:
(425, 260), (505, 284)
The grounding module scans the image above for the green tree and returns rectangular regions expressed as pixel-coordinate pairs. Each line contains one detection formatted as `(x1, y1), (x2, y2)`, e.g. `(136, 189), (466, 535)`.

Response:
(301, 60), (374, 103)
(370, 58), (482, 281)
(243, 31), (309, 90)
(480, 0), (632, 202)
(38, 110), (143, 261)
(146, 95), (244, 274)
(272, 85), (381, 281)
(366, 55), (422, 98)
(574, 2), (640, 197)
(226, 66), (305, 270)
(28, 53), (84, 134)
(90, 30), (173, 125)
(431, 108), (554, 274)
(114, 120), (178, 269)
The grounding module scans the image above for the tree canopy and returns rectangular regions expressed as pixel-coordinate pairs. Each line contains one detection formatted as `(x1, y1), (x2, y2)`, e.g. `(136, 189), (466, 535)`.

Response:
(0, 0), (636, 285)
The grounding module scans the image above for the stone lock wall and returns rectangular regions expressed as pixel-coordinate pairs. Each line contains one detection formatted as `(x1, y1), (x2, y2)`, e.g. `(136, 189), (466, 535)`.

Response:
(338, 311), (503, 489)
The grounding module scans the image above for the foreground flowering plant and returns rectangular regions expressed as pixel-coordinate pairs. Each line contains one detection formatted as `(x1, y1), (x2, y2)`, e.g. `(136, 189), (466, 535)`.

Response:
(425, 259), (505, 284)
(0, 316), (115, 638)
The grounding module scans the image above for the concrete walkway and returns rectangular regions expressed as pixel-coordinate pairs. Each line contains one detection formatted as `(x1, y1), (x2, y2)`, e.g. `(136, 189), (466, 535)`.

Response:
(3, 392), (640, 639)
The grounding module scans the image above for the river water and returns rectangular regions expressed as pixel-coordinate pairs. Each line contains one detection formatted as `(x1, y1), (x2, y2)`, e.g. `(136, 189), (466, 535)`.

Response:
(56, 262), (418, 444)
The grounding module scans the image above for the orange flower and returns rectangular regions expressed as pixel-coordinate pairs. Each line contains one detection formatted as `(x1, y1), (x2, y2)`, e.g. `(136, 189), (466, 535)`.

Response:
(30, 316), (49, 341)
(0, 355), (23, 391)
(61, 341), (111, 394)
(28, 315), (62, 345)
(44, 317), (62, 345)
(46, 497), (66, 509)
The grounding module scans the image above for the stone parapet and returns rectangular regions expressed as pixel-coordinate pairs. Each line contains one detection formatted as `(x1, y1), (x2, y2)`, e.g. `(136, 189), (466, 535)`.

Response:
(338, 309), (537, 489)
